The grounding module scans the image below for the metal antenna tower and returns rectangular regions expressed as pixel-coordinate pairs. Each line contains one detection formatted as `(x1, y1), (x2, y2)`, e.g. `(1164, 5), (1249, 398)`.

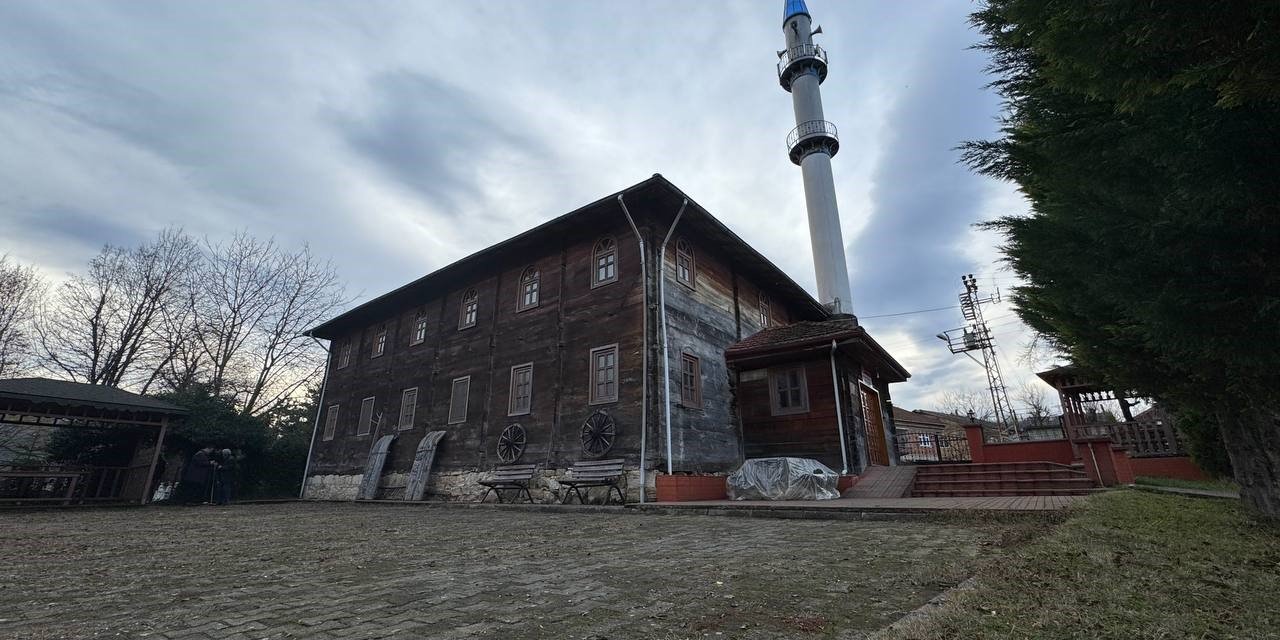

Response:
(936, 274), (1021, 439)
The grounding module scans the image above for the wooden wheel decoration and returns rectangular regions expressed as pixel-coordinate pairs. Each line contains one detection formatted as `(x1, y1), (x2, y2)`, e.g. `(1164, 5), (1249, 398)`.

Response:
(496, 423), (527, 463)
(580, 411), (616, 457)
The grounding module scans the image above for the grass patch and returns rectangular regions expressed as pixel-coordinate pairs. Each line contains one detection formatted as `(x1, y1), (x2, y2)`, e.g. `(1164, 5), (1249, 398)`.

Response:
(1134, 475), (1239, 493)
(879, 490), (1280, 640)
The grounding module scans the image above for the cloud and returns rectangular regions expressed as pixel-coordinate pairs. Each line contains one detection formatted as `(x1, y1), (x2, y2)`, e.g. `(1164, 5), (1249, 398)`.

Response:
(0, 0), (1054, 411)
(331, 71), (546, 215)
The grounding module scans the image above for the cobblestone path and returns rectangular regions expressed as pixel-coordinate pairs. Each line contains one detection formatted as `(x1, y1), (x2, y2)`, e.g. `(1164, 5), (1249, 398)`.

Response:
(0, 503), (1004, 639)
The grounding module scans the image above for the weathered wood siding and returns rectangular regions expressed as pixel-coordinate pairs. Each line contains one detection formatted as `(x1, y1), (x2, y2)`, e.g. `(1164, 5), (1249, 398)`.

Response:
(736, 358), (846, 470)
(308, 195), (827, 485)
(309, 214), (646, 478)
(657, 233), (804, 473)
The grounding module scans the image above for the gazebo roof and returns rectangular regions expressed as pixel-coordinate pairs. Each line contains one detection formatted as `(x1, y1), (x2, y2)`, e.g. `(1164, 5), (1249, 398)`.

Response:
(0, 378), (187, 416)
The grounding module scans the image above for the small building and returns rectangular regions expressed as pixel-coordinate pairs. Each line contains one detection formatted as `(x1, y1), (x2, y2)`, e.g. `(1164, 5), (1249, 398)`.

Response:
(302, 176), (909, 501)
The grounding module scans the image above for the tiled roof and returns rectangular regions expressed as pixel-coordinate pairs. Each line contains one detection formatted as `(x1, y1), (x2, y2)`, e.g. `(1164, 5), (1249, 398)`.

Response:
(725, 318), (910, 382)
(0, 378), (187, 414)
(725, 318), (862, 355)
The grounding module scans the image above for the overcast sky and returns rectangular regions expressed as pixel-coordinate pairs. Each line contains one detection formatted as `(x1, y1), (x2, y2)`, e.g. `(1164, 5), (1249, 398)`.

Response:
(0, 0), (1061, 411)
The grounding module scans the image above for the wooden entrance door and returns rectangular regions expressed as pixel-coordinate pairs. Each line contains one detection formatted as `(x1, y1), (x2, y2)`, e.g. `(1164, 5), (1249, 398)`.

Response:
(860, 386), (890, 466)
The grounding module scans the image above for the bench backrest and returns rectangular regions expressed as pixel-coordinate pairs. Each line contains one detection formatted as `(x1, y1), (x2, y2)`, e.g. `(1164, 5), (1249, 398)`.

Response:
(491, 464), (537, 481)
(567, 458), (625, 480)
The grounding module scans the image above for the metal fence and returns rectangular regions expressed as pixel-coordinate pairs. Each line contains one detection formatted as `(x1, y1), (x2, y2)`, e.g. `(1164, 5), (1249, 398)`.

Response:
(894, 431), (972, 463)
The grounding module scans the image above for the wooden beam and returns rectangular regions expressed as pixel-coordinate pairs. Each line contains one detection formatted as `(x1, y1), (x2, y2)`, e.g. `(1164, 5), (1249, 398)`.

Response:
(141, 417), (168, 505)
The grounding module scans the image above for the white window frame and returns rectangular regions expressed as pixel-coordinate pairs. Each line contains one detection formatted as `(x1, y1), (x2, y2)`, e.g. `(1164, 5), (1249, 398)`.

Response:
(372, 329), (387, 358)
(675, 239), (695, 289)
(517, 266), (540, 311)
(447, 376), (471, 424)
(322, 404), (339, 441)
(411, 315), (428, 346)
(589, 344), (620, 405)
(337, 342), (352, 369)
(679, 353), (701, 408)
(591, 237), (618, 288)
(769, 366), (809, 416)
(357, 396), (376, 436)
(398, 387), (418, 430)
(758, 293), (771, 328)
(459, 289), (478, 330)
(508, 363), (533, 416)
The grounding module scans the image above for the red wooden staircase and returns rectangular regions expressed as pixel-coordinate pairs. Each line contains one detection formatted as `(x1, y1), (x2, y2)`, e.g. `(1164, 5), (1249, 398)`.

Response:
(910, 462), (1098, 497)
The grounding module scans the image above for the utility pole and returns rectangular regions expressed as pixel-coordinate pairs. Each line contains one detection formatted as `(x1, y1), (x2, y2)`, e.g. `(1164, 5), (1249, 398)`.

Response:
(937, 274), (1021, 439)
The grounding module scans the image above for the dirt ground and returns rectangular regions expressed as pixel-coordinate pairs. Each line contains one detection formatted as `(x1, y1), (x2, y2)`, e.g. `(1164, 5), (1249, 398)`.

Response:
(0, 502), (1013, 639)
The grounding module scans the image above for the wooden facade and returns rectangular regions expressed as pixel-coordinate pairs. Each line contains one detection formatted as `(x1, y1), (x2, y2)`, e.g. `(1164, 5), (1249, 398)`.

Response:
(304, 176), (908, 498)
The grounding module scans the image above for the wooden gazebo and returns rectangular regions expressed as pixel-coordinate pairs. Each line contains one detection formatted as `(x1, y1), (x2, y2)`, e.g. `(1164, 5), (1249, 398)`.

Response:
(1035, 365), (1184, 458)
(0, 378), (186, 506)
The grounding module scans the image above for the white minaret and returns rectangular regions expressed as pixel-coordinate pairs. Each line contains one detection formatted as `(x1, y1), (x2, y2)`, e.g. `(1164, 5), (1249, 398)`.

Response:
(779, 0), (853, 317)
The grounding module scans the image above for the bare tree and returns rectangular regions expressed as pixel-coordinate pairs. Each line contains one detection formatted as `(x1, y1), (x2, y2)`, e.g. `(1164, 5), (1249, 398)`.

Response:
(1016, 382), (1059, 428)
(239, 244), (343, 415)
(0, 255), (45, 377)
(37, 229), (201, 389)
(937, 388), (994, 423)
(192, 233), (344, 415)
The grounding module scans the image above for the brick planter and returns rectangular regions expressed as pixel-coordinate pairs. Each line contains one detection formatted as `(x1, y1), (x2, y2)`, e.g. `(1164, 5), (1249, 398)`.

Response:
(655, 474), (727, 502)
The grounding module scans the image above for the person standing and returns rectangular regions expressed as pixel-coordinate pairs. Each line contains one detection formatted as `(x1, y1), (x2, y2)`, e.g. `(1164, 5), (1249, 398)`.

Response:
(214, 448), (238, 505)
(178, 446), (216, 504)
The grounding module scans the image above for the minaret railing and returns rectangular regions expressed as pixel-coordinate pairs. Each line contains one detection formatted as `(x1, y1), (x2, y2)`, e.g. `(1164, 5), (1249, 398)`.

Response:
(777, 44), (828, 90)
(786, 120), (839, 163)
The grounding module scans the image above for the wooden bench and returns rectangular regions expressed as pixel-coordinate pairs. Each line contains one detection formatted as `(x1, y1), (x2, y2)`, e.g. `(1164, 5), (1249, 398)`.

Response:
(478, 464), (537, 503)
(559, 458), (626, 505)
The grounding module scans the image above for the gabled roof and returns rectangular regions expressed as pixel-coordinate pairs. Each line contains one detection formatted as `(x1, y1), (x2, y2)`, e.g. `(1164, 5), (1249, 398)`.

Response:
(724, 318), (910, 382)
(0, 378), (187, 414)
(307, 174), (831, 339)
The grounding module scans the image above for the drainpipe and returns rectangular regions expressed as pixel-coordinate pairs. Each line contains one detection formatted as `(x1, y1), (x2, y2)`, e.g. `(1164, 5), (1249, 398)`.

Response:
(616, 194), (649, 503)
(830, 339), (849, 474)
(299, 333), (331, 499)
(658, 199), (689, 475)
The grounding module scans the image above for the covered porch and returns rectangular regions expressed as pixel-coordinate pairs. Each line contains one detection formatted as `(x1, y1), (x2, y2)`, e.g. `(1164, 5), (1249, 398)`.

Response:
(724, 318), (910, 475)
(0, 378), (187, 507)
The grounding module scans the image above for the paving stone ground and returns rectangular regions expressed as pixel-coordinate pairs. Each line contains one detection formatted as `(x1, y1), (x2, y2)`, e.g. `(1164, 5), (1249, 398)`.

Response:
(0, 503), (1012, 639)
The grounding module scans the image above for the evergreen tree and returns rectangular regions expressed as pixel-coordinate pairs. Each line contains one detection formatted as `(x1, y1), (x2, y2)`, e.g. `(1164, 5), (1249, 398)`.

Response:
(966, 1), (1280, 517)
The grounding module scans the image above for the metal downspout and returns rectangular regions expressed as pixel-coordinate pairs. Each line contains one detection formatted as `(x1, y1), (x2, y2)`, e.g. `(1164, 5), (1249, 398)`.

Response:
(830, 339), (849, 474)
(659, 199), (689, 475)
(616, 194), (649, 503)
(299, 334), (331, 499)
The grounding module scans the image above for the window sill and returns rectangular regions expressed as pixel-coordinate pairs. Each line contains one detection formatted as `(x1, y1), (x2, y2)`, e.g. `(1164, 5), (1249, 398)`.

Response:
(446, 419), (466, 426)
(507, 410), (531, 418)
(515, 304), (540, 314)
(458, 323), (477, 331)
(588, 398), (618, 406)
(589, 278), (618, 290)
(770, 407), (810, 417)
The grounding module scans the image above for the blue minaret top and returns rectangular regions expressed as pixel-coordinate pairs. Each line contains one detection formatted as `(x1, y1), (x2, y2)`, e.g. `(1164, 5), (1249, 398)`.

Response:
(783, 0), (810, 24)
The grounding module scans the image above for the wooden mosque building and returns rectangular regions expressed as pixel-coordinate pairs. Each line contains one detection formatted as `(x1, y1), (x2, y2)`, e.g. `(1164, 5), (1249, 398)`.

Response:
(301, 176), (909, 501)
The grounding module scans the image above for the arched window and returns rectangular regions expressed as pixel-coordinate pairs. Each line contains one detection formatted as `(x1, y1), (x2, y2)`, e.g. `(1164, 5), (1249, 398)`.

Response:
(675, 239), (695, 288)
(592, 237), (617, 287)
(759, 292), (771, 328)
(459, 288), (478, 329)
(517, 266), (540, 311)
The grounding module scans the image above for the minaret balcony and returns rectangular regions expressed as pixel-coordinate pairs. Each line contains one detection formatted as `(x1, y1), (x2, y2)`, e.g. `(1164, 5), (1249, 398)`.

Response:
(777, 43), (828, 91)
(786, 119), (839, 164)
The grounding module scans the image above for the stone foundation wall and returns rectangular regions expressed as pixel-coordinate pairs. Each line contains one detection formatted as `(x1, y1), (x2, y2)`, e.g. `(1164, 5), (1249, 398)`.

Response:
(303, 473), (363, 501)
(304, 468), (655, 504)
